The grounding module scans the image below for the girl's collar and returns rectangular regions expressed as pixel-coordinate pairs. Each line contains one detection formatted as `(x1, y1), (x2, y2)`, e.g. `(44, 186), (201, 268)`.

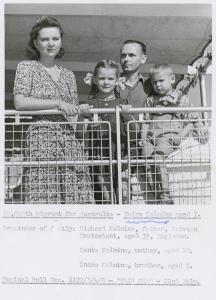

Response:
(90, 94), (116, 102)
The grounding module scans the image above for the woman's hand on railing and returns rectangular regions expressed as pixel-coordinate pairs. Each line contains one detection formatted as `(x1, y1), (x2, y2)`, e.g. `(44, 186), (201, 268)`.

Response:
(58, 101), (80, 116)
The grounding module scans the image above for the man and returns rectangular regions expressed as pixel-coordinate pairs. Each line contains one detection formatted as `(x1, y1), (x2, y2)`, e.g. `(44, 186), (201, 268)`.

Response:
(119, 40), (153, 203)
(120, 40), (151, 110)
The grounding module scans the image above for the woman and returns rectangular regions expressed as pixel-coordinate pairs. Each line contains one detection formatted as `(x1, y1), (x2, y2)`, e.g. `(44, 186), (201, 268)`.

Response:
(13, 16), (94, 204)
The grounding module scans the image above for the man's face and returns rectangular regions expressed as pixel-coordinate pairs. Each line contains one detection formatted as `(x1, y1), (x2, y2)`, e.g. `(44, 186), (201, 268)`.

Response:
(120, 43), (146, 74)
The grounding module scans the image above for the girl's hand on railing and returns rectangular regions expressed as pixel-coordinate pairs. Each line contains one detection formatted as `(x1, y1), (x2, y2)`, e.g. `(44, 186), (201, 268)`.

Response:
(120, 104), (132, 112)
(58, 101), (80, 116)
(79, 104), (91, 114)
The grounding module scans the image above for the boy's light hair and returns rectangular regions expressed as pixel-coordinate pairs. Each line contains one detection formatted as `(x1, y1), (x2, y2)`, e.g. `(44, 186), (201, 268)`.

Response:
(149, 64), (174, 79)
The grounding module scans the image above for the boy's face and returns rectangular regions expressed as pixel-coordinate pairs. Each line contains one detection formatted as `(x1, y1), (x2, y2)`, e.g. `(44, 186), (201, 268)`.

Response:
(150, 71), (175, 96)
(120, 43), (146, 74)
(94, 67), (117, 95)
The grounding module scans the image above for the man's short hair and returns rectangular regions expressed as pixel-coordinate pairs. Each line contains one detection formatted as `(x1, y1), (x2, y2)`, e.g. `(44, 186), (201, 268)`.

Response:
(121, 40), (147, 55)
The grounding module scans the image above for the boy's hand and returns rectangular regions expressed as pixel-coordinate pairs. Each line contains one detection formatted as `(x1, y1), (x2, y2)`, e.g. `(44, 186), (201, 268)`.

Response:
(138, 140), (147, 147)
(139, 140), (154, 157)
(194, 122), (209, 144)
(187, 65), (198, 76)
(172, 134), (183, 146)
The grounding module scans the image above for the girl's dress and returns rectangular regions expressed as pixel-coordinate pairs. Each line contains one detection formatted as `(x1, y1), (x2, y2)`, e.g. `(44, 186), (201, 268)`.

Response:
(88, 94), (127, 201)
(13, 60), (94, 204)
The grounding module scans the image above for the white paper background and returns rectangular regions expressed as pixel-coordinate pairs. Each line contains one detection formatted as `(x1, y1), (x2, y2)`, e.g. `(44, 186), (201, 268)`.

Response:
(1, 0), (216, 299)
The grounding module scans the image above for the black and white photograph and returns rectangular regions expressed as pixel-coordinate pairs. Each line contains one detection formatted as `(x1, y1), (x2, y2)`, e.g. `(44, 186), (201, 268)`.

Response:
(4, 2), (212, 205)
(2, 1), (216, 300)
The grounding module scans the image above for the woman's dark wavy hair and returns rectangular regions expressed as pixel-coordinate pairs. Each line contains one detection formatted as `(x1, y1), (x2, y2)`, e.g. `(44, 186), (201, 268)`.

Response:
(26, 16), (65, 60)
(89, 59), (120, 98)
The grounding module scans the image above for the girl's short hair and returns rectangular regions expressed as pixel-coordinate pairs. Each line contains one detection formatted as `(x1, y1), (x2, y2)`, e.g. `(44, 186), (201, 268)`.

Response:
(90, 60), (120, 97)
(26, 16), (65, 60)
(149, 64), (174, 79)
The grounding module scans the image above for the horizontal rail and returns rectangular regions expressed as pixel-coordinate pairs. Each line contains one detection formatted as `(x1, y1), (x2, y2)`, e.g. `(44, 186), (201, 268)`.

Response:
(5, 159), (114, 167)
(5, 159), (210, 167)
(5, 106), (212, 116)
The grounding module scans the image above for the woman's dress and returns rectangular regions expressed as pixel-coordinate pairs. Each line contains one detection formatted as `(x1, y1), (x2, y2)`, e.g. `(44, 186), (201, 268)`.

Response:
(13, 60), (94, 204)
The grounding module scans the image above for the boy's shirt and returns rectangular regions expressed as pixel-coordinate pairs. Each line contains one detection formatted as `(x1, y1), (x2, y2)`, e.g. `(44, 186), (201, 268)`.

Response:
(144, 89), (201, 138)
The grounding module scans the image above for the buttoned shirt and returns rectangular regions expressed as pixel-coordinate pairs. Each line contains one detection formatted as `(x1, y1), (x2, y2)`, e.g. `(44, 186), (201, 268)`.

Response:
(119, 73), (152, 132)
(144, 89), (201, 138)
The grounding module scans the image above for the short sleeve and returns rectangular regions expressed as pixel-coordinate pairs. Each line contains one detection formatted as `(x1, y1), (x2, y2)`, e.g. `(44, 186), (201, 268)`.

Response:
(13, 61), (33, 96)
(67, 70), (79, 106)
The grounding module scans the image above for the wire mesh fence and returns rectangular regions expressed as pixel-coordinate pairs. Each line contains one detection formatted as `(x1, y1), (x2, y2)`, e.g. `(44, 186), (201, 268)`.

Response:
(5, 107), (211, 205)
(125, 116), (211, 205)
(5, 116), (114, 204)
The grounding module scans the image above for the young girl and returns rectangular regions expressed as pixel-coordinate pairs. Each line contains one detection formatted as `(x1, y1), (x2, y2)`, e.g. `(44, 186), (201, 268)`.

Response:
(84, 60), (129, 203)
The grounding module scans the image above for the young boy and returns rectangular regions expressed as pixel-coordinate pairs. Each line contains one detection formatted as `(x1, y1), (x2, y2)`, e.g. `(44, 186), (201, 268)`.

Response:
(140, 64), (208, 204)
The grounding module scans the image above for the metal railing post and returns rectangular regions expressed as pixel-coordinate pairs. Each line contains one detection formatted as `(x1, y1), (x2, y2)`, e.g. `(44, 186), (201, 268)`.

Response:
(115, 105), (122, 204)
(199, 73), (208, 122)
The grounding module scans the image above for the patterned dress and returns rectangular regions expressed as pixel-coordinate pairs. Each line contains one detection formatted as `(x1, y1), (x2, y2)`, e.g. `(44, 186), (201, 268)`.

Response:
(13, 60), (94, 204)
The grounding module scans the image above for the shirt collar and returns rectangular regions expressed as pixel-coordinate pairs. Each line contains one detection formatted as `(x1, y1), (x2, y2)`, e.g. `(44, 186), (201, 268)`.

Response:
(154, 89), (179, 105)
(120, 73), (144, 88)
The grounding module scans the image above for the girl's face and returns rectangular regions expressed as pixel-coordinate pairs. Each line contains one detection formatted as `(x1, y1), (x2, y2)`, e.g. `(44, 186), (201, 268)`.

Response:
(94, 67), (118, 95)
(34, 27), (62, 59)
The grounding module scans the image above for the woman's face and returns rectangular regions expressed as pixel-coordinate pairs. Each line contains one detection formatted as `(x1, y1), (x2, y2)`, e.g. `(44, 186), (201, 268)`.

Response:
(34, 27), (62, 59)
